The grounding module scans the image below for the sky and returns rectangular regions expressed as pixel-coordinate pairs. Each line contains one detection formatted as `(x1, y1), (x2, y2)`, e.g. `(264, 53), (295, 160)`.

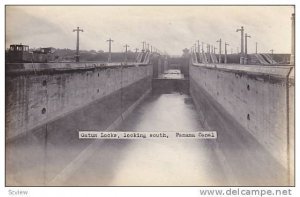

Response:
(6, 6), (294, 56)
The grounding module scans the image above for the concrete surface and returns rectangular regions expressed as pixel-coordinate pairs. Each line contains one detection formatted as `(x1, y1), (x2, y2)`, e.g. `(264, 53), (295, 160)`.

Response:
(5, 56), (294, 186)
(6, 73), (152, 186)
(190, 62), (294, 185)
(6, 63), (152, 139)
(60, 92), (288, 186)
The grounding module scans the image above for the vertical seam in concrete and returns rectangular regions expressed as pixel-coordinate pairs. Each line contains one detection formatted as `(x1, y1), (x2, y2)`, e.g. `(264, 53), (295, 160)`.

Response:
(286, 66), (293, 185)
(43, 124), (48, 186)
(121, 66), (124, 121)
(24, 76), (29, 137)
(44, 75), (49, 186)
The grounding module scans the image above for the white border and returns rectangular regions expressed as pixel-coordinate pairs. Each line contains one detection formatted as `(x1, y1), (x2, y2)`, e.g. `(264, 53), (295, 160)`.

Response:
(1, 1), (298, 197)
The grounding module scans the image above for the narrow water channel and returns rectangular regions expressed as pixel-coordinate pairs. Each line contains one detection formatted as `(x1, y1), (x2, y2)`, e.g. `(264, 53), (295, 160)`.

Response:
(64, 92), (227, 186)
(63, 70), (288, 186)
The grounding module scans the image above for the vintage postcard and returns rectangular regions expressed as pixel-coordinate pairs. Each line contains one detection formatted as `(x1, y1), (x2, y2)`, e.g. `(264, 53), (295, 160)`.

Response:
(5, 5), (295, 187)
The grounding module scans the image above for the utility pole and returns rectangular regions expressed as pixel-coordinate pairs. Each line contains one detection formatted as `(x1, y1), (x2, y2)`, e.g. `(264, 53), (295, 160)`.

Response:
(245, 33), (251, 55)
(141, 41), (146, 52)
(135, 48), (139, 53)
(216, 38), (222, 63)
(73, 27), (84, 62)
(207, 44), (210, 53)
(236, 26), (244, 64)
(197, 40), (200, 54)
(201, 42), (204, 53)
(245, 33), (251, 64)
(106, 38), (114, 63)
(225, 42), (229, 64)
(255, 42), (258, 54)
(270, 49), (274, 64)
(214, 46), (217, 54)
(124, 44), (129, 64)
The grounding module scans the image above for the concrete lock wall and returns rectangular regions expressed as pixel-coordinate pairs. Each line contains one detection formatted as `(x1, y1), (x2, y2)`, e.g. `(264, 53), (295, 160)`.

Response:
(190, 63), (294, 171)
(6, 63), (153, 140)
(151, 55), (165, 78)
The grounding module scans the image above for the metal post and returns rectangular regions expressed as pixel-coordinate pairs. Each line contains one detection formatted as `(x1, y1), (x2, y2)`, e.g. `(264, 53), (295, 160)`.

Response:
(73, 27), (84, 62)
(255, 42), (258, 54)
(216, 38), (222, 63)
(106, 38), (114, 63)
(197, 40), (200, 54)
(124, 44), (129, 64)
(201, 42), (204, 53)
(225, 42), (229, 64)
(141, 41), (146, 52)
(236, 26), (244, 64)
(245, 33), (251, 64)
(192, 45), (195, 60)
(270, 49), (274, 64)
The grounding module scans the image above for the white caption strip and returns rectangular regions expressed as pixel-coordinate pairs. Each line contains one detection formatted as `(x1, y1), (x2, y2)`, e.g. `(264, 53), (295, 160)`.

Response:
(79, 131), (217, 139)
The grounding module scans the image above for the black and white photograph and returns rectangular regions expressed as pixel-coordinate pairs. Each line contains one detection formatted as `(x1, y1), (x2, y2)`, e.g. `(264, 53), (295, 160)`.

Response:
(4, 4), (295, 189)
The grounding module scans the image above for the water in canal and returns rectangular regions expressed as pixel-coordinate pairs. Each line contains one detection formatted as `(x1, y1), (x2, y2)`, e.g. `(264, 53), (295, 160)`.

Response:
(62, 70), (287, 186)
(64, 92), (228, 186)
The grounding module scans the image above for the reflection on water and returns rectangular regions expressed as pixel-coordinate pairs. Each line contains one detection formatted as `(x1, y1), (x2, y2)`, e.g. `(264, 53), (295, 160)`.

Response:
(119, 93), (203, 131)
(7, 92), (288, 186)
(64, 93), (227, 186)
(159, 69), (185, 79)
